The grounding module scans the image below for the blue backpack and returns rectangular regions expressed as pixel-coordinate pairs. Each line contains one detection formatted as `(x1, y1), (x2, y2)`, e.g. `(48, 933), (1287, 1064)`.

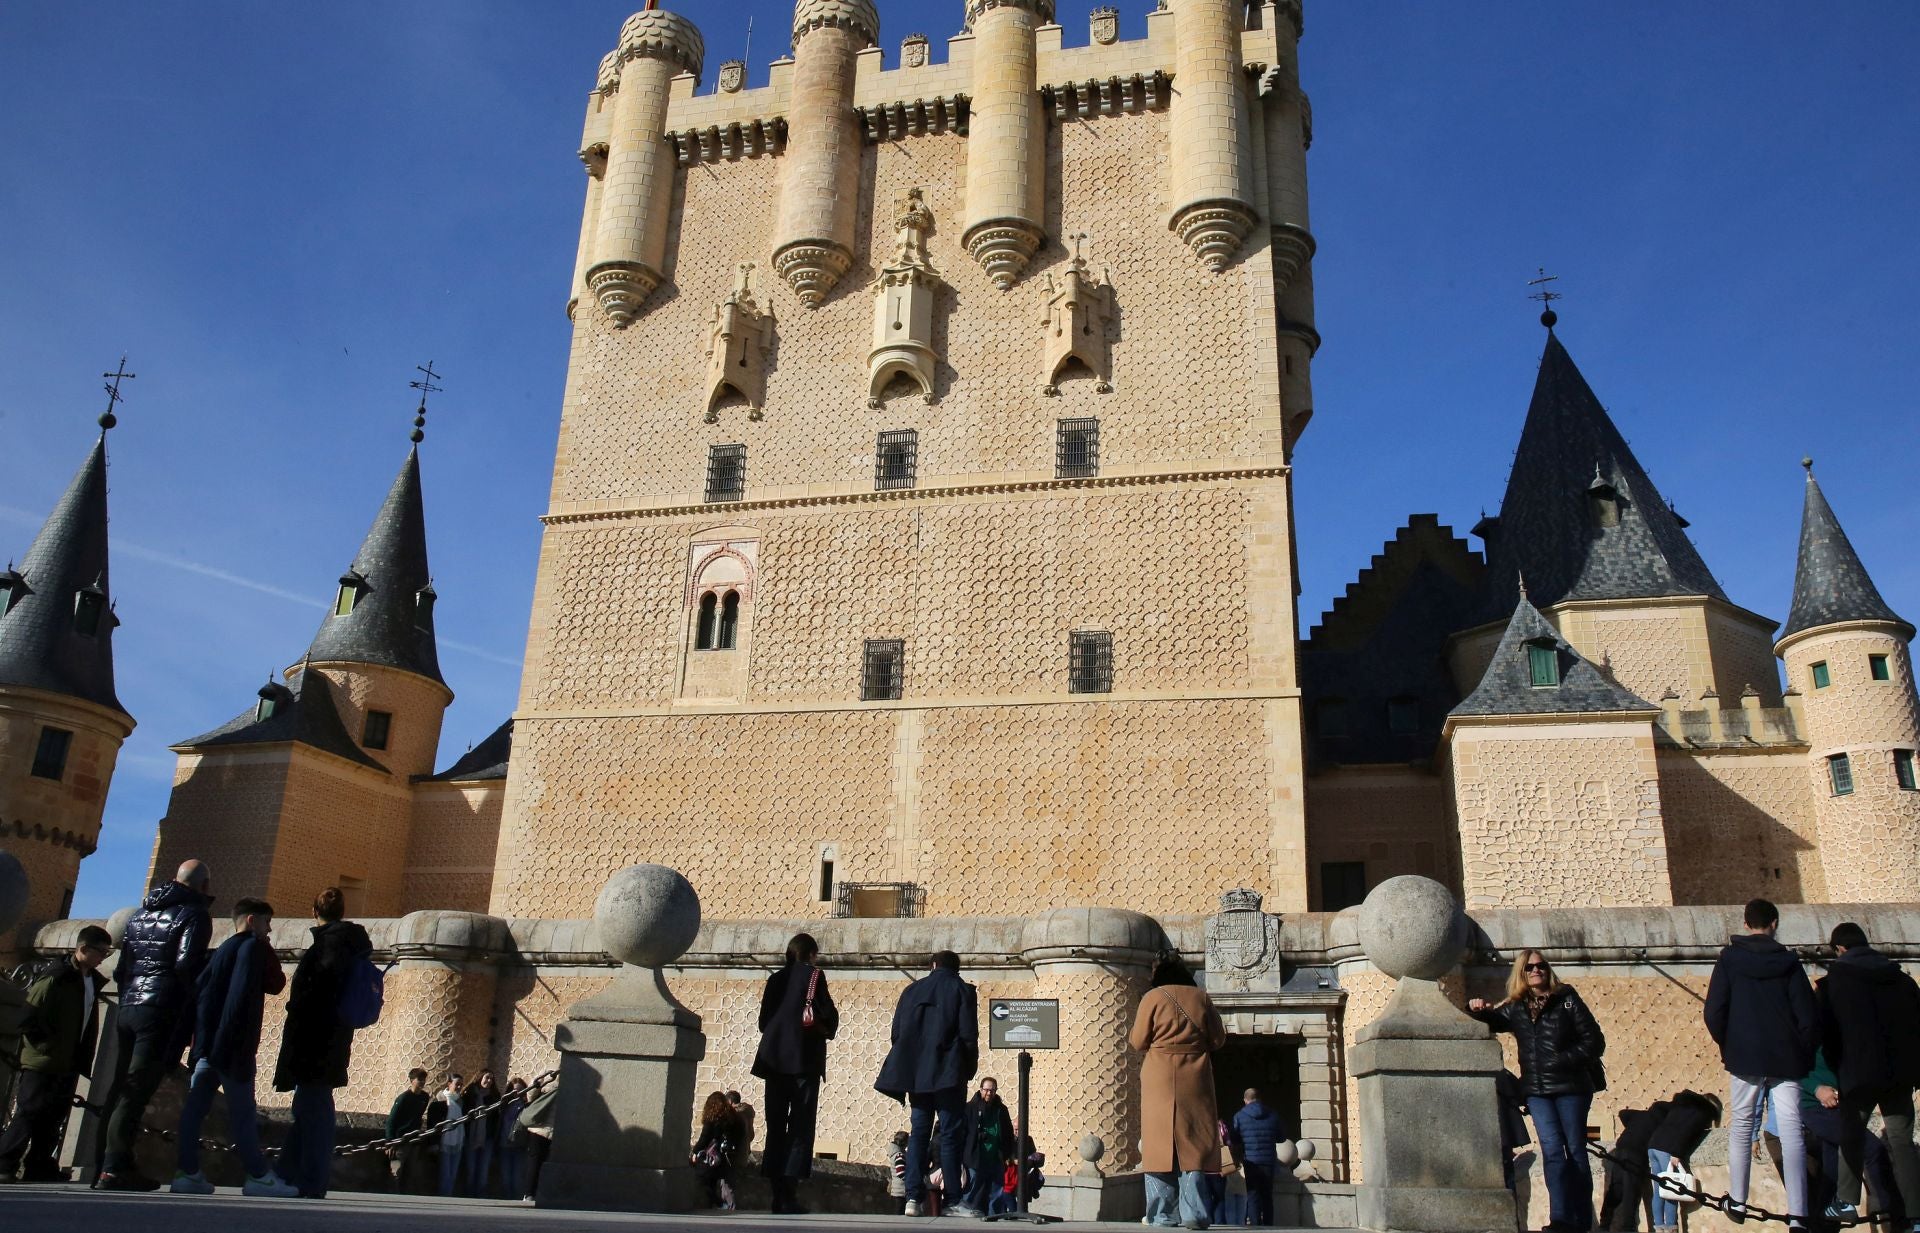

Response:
(337, 956), (387, 1029)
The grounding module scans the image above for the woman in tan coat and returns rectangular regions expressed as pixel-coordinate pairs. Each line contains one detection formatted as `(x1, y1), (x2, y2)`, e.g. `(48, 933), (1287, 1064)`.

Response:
(1129, 957), (1228, 1229)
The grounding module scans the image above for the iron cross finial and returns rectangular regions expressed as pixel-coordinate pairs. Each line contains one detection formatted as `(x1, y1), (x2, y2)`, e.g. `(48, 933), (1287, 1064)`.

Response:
(99, 355), (136, 430)
(1527, 267), (1562, 329)
(408, 360), (444, 444)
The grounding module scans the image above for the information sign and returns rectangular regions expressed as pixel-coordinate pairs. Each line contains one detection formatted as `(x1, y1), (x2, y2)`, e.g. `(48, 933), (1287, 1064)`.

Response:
(987, 998), (1060, 1050)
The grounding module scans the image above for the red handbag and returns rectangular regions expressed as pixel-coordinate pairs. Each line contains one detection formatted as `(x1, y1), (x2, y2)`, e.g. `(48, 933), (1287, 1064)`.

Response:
(801, 968), (822, 1030)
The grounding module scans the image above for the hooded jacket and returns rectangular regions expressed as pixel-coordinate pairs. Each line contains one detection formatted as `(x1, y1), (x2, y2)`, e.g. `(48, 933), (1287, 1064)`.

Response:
(190, 931), (286, 1072)
(874, 966), (978, 1100)
(1703, 932), (1817, 1079)
(1817, 945), (1920, 1096)
(1646, 1089), (1719, 1160)
(272, 918), (373, 1092)
(112, 881), (213, 1013)
(1470, 985), (1606, 1096)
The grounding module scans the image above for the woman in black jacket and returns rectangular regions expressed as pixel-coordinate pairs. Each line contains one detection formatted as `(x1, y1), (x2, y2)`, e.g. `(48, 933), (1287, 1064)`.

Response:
(273, 887), (373, 1198)
(752, 932), (839, 1214)
(1470, 949), (1606, 1233)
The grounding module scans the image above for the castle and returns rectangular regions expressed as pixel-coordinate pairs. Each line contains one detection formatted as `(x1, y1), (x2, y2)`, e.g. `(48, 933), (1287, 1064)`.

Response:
(5, 0), (1917, 1202)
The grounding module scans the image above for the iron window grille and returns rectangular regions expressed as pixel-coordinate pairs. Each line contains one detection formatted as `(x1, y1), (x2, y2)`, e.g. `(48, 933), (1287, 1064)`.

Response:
(1068, 630), (1113, 694)
(832, 882), (926, 919)
(876, 429), (919, 491)
(31, 727), (72, 781)
(706, 444), (747, 504)
(1056, 417), (1100, 479)
(862, 639), (905, 701)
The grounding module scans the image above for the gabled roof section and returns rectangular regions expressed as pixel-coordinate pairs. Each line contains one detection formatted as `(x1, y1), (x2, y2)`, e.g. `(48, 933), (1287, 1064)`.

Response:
(422, 718), (513, 783)
(1783, 467), (1912, 641)
(303, 447), (446, 687)
(1451, 591), (1658, 719)
(175, 668), (388, 772)
(0, 435), (127, 715)
(1476, 332), (1727, 621)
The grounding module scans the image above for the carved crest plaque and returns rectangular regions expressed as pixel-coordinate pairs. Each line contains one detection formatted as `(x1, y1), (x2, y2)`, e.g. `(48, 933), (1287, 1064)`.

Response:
(1091, 7), (1119, 45)
(1205, 888), (1283, 993)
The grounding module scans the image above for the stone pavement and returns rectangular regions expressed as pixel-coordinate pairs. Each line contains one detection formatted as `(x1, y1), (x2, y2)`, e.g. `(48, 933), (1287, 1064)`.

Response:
(0, 1185), (1356, 1233)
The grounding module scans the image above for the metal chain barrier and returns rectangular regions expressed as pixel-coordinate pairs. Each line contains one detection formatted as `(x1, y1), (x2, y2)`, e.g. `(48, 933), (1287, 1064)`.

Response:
(71, 1068), (558, 1158)
(1585, 1139), (1900, 1228)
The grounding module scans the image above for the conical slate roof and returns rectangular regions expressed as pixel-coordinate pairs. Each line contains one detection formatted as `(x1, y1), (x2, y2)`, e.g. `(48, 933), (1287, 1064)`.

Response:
(422, 717), (513, 783)
(303, 447), (445, 687)
(0, 436), (127, 715)
(175, 667), (387, 772)
(1476, 333), (1726, 622)
(1782, 468), (1912, 642)
(1452, 591), (1658, 719)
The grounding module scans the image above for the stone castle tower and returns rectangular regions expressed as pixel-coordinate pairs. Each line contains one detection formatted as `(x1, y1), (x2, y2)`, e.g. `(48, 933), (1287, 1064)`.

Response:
(0, 426), (134, 949)
(494, 0), (1321, 921)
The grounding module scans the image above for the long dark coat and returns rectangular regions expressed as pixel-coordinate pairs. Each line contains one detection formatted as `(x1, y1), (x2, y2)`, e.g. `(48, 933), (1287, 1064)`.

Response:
(752, 962), (839, 1079)
(874, 967), (979, 1100)
(1129, 984), (1227, 1174)
(273, 919), (372, 1092)
(1818, 946), (1920, 1096)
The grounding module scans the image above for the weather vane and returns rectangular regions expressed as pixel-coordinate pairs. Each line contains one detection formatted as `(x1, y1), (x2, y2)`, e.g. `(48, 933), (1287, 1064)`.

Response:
(408, 360), (443, 443)
(1527, 267), (1562, 329)
(99, 355), (136, 430)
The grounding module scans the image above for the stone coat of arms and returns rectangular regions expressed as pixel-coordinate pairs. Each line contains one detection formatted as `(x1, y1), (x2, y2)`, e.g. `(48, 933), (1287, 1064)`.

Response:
(1205, 888), (1282, 993)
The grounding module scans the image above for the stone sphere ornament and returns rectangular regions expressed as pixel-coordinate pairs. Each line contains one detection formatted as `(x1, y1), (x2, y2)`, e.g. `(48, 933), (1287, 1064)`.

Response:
(1275, 1139), (1299, 1167)
(0, 849), (27, 936)
(594, 864), (702, 969)
(1297, 1139), (1316, 1162)
(1357, 874), (1470, 982)
(1078, 1134), (1106, 1164)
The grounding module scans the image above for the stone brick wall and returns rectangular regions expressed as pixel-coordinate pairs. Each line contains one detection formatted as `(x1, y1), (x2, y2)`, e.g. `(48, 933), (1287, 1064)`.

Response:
(1303, 767), (1454, 907)
(403, 782), (504, 914)
(267, 752), (415, 918)
(306, 662), (451, 784)
(150, 749), (293, 909)
(0, 688), (128, 946)
(1658, 750), (1826, 904)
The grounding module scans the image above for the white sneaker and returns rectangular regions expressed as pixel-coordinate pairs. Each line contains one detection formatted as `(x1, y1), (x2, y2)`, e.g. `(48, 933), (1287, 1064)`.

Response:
(904, 1199), (923, 1216)
(169, 1171), (215, 1195)
(241, 1171), (299, 1198)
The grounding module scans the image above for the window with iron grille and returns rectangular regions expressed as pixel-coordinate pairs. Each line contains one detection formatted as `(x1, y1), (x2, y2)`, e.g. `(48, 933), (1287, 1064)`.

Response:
(862, 639), (904, 701)
(1829, 752), (1855, 797)
(705, 444), (746, 503)
(1069, 629), (1114, 694)
(1056, 417), (1100, 479)
(876, 429), (918, 491)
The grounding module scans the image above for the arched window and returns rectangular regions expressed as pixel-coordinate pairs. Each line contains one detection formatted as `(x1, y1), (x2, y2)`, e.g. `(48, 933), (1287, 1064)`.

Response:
(718, 590), (740, 649)
(695, 591), (718, 650)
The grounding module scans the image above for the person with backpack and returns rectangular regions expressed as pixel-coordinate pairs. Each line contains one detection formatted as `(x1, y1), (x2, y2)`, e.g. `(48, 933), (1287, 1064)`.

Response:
(272, 886), (374, 1198)
(169, 898), (299, 1198)
(690, 1090), (744, 1209)
(516, 1081), (558, 1205)
(1705, 898), (1818, 1227)
(1815, 921), (1920, 1224)
(0, 925), (111, 1184)
(753, 932), (839, 1214)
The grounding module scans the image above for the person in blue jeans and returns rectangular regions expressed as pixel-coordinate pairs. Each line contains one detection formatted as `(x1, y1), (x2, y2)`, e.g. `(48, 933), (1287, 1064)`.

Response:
(1470, 949), (1607, 1233)
(428, 1074), (468, 1196)
(271, 887), (374, 1199)
(874, 951), (981, 1218)
(1233, 1086), (1288, 1226)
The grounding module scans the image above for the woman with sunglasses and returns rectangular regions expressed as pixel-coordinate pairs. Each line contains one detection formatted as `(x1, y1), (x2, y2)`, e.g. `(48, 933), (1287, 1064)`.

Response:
(1469, 951), (1607, 1232)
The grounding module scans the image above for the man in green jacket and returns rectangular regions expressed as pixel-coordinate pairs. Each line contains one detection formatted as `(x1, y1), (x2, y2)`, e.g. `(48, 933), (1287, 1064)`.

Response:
(0, 925), (113, 1183)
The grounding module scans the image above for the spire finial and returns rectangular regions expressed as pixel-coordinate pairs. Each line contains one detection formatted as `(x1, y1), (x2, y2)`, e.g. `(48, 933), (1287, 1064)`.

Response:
(408, 360), (443, 444)
(1516, 570), (1529, 601)
(1528, 267), (1561, 330)
(99, 355), (136, 430)
(1802, 456), (1815, 477)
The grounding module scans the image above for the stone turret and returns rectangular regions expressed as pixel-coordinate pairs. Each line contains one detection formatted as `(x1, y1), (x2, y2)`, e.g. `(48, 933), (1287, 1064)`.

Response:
(961, 0), (1052, 289)
(1167, 0), (1258, 271)
(771, 0), (878, 308)
(1259, 1), (1316, 447)
(586, 7), (706, 325)
(1776, 461), (1920, 902)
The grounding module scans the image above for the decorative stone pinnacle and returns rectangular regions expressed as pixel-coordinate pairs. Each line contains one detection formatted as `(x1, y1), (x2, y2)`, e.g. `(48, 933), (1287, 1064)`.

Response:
(588, 260), (664, 326)
(792, 0), (880, 48)
(772, 241), (854, 309)
(966, 0), (1056, 28)
(612, 7), (706, 83)
(1170, 200), (1255, 273)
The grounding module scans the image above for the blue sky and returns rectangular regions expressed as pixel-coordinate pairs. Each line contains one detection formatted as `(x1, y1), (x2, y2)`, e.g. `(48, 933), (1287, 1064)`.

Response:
(2, 2), (1915, 919)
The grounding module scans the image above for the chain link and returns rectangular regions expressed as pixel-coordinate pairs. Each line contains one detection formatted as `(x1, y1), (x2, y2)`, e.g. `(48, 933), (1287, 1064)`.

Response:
(1585, 1139), (1901, 1227)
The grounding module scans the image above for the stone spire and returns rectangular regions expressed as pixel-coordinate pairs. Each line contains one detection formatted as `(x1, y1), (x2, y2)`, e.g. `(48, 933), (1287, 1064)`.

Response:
(0, 435), (126, 716)
(302, 447), (445, 687)
(1782, 461), (1912, 643)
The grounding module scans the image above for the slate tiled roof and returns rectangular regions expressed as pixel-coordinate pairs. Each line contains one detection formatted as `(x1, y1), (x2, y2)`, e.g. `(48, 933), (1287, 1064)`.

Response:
(1476, 333), (1726, 622)
(0, 436), (127, 716)
(303, 447), (446, 687)
(422, 718), (513, 783)
(175, 668), (388, 772)
(1451, 592), (1658, 719)
(1783, 468), (1912, 641)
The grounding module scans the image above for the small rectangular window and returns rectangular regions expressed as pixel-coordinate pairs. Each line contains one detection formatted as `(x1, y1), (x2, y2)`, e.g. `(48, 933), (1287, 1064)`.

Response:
(363, 710), (393, 751)
(705, 444), (746, 504)
(875, 429), (918, 491)
(816, 846), (838, 903)
(1897, 750), (1917, 792)
(73, 590), (105, 637)
(31, 727), (72, 781)
(1069, 630), (1114, 694)
(1387, 698), (1420, 734)
(1528, 642), (1560, 688)
(1870, 655), (1891, 682)
(1056, 417), (1100, 479)
(861, 639), (904, 701)
(1829, 752), (1854, 797)
(334, 584), (358, 617)
(1321, 861), (1367, 912)
(1811, 661), (1831, 690)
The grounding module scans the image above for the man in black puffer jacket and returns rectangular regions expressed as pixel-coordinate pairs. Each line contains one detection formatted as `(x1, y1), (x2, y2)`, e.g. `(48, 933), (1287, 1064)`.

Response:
(1704, 898), (1816, 1224)
(95, 859), (214, 1191)
(1816, 922), (1920, 1222)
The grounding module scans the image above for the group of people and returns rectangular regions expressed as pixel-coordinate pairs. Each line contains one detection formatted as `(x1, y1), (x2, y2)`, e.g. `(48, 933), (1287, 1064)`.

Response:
(385, 1068), (543, 1200)
(1472, 897), (1920, 1233)
(0, 860), (374, 1198)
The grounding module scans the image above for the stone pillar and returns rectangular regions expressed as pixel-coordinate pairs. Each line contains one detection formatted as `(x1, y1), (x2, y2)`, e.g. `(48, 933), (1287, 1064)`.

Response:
(1349, 876), (1514, 1233)
(961, 0), (1050, 289)
(771, 0), (878, 308)
(373, 912), (507, 1103)
(1166, 0), (1257, 272)
(541, 864), (706, 1212)
(568, 140), (608, 320)
(588, 8), (705, 326)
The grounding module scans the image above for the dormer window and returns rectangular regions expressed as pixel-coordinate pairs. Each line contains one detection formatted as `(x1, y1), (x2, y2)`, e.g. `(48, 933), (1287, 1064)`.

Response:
(73, 584), (107, 637)
(255, 684), (281, 723)
(415, 584), (437, 632)
(1588, 468), (1622, 529)
(335, 571), (367, 617)
(0, 565), (26, 616)
(1527, 639), (1561, 688)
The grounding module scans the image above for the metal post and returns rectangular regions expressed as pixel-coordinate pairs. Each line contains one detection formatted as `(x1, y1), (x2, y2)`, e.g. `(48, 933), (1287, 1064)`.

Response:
(988, 1048), (1058, 1222)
